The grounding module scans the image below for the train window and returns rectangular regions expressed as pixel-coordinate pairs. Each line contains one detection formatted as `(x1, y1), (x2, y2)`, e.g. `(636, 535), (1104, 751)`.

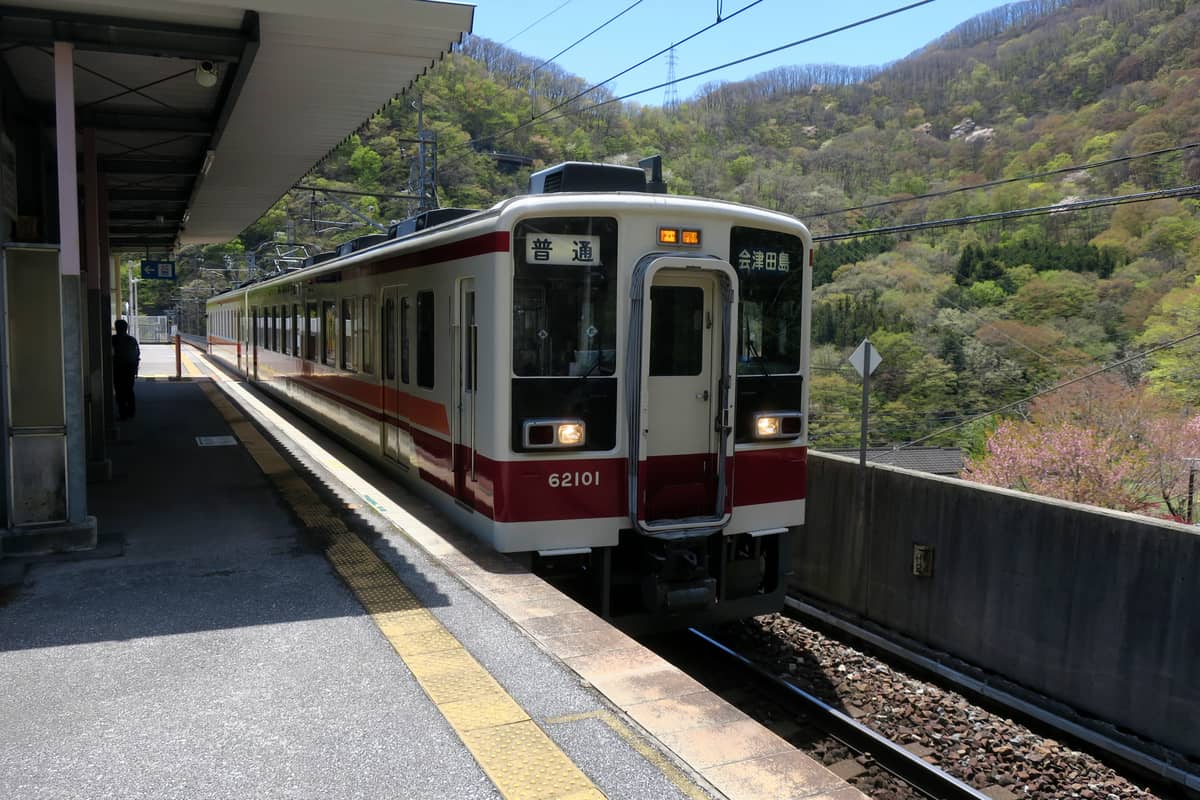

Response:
(293, 304), (301, 356)
(730, 226), (804, 375)
(361, 296), (375, 374)
(416, 291), (434, 389)
(305, 303), (318, 360)
(322, 301), (337, 365)
(281, 307), (290, 355)
(341, 299), (356, 371)
(271, 306), (278, 351)
(252, 307), (259, 348)
(649, 286), (703, 376)
(400, 297), (410, 385)
(383, 297), (396, 381)
(512, 217), (617, 377)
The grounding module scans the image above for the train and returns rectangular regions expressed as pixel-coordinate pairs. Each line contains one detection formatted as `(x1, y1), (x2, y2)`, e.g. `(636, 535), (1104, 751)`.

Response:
(206, 159), (812, 629)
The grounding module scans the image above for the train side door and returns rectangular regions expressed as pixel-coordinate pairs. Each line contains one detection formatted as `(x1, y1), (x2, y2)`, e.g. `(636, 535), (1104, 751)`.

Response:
(452, 278), (477, 505)
(381, 286), (402, 462)
(644, 270), (718, 520)
(250, 305), (259, 380)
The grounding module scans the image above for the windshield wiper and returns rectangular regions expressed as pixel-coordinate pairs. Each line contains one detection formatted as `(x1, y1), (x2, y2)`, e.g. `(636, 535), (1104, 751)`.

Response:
(578, 351), (613, 382)
(746, 340), (773, 383)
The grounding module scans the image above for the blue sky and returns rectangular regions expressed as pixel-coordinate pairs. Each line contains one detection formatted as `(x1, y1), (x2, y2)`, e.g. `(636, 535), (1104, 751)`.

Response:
(467, 0), (1004, 104)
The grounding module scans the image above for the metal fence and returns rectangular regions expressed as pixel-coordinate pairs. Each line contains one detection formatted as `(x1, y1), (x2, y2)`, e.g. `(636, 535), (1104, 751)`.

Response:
(130, 316), (173, 344)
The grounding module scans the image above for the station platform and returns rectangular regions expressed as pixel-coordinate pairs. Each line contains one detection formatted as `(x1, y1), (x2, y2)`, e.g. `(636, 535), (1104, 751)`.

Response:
(0, 344), (862, 800)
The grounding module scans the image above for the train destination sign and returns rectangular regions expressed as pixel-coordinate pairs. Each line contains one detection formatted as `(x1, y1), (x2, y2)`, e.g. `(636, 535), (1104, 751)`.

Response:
(140, 259), (176, 280)
(736, 248), (792, 273)
(526, 234), (601, 266)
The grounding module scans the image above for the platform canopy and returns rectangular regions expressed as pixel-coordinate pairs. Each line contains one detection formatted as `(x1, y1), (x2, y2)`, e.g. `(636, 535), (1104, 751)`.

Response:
(0, 0), (474, 249)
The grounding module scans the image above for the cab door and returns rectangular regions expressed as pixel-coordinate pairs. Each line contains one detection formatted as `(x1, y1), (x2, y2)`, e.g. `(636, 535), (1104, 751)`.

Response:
(452, 278), (477, 504)
(644, 271), (719, 520)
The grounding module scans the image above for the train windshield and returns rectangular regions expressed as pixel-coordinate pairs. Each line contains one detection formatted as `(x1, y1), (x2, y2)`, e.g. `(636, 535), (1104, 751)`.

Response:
(513, 217), (618, 377)
(730, 226), (805, 375)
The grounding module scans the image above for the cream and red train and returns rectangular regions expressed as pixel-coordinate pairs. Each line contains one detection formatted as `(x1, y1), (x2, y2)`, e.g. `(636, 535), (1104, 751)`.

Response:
(207, 161), (812, 628)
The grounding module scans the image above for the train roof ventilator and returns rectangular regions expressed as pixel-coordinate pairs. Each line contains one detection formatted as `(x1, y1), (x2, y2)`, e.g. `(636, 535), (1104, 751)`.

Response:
(530, 155), (667, 194)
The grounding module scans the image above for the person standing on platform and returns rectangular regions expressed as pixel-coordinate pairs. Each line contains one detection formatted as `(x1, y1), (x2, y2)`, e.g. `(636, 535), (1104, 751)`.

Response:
(112, 319), (140, 420)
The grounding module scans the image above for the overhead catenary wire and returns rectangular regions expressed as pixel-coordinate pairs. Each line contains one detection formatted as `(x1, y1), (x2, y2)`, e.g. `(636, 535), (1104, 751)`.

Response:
(806, 141), (1200, 219)
(815, 183), (1200, 241)
(441, 0), (769, 169)
(889, 328), (1200, 451)
(530, 0), (646, 75)
(445, 0), (928, 161)
(501, 0), (577, 46)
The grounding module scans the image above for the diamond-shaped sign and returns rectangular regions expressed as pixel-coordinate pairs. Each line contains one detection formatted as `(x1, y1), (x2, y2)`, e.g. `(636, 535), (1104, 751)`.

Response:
(849, 339), (882, 378)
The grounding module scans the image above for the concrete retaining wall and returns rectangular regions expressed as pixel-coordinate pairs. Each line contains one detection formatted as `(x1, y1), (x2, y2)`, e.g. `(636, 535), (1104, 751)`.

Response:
(794, 451), (1200, 759)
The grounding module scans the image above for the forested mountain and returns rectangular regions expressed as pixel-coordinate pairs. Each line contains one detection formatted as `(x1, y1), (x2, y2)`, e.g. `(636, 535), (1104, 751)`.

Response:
(170, 0), (1200, 518)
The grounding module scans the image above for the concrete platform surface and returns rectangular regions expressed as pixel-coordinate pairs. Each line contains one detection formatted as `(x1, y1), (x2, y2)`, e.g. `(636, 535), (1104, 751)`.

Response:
(0, 348), (862, 800)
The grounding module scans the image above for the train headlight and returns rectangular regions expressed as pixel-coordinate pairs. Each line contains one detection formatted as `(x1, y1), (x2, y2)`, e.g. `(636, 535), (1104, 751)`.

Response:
(753, 411), (803, 440)
(756, 415), (781, 438)
(523, 418), (586, 449)
(557, 422), (585, 446)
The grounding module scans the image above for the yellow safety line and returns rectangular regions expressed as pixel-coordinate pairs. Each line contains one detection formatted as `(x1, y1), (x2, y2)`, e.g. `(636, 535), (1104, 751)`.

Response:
(194, 379), (605, 800)
(548, 711), (711, 800)
(180, 350), (203, 378)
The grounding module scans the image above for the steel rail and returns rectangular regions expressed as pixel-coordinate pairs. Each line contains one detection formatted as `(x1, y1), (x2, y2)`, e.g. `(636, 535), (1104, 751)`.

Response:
(687, 627), (991, 800)
(784, 597), (1200, 796)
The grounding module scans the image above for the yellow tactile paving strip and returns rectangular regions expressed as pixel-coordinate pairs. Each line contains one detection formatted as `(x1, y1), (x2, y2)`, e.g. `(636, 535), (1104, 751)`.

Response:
(192, 372), (605, 800)
(182, 349), (864, 800)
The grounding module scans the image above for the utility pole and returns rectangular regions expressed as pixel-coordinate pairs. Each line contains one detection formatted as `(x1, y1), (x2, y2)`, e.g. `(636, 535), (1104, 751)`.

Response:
(413, 96), (437, 213)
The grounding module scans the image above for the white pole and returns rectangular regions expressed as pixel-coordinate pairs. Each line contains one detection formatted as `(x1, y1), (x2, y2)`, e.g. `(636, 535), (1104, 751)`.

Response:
(54, 42), (79, 277)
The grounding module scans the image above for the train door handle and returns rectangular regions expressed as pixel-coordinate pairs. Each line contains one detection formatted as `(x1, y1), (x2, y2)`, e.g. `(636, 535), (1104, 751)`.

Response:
(696, 389), (709, 401)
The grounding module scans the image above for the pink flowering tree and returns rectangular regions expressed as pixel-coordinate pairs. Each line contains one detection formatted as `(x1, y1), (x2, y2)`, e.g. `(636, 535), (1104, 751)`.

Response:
(965, 376), (1200, 519)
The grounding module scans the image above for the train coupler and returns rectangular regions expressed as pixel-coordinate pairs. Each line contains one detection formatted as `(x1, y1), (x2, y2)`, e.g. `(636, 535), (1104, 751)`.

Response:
(640, 545), (716, 612)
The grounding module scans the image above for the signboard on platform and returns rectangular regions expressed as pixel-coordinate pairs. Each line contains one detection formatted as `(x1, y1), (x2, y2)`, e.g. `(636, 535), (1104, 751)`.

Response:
(141, 260), (176, 280)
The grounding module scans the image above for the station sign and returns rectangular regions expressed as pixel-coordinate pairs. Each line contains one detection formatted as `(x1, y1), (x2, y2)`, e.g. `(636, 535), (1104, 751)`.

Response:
(141, 259), (176, 280)
(525, 234), (600, 266)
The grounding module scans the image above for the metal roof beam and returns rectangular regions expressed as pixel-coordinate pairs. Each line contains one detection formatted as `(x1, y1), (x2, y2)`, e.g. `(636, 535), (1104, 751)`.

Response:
(108, 211), (183, 223)
(100, 157), (202, 176)
(109, 224), (179, 235)
(42, 107), (213, 133)
(109, 188), (189, 202)
(0, 6), (248, 61)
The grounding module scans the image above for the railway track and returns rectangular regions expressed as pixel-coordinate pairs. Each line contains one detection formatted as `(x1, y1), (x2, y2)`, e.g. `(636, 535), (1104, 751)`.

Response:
(676, 611), (1182, 800)
(780, 599), (1197, 799)
(688, 627), (990, 800)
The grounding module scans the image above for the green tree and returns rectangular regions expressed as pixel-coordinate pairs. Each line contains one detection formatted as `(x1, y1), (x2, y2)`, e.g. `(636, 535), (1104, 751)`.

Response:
(349, 145), (383, 185)
(1137, 277), (1200, 406)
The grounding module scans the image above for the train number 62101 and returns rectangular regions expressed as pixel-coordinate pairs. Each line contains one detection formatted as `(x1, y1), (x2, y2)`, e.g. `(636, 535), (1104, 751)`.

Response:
(548, 471), (600, 488)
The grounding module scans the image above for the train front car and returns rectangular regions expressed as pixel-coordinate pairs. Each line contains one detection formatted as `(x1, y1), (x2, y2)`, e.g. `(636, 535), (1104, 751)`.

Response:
(499, 164), (812, 630)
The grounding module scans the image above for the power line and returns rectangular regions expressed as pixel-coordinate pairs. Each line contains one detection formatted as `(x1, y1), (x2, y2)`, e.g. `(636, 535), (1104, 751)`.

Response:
(454, 0), (935, 165)
(806, 141), (1200, 219)
(502, 0), (577, 46)
(815, 183), (1200, 242)
(443, 0), (769, 166)
(894, 328), (1200, 450)
(531, 0), (646, 75)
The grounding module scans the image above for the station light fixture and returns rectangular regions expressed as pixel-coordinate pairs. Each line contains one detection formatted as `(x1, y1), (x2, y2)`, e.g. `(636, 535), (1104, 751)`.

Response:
(195, 61), (219, 88)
